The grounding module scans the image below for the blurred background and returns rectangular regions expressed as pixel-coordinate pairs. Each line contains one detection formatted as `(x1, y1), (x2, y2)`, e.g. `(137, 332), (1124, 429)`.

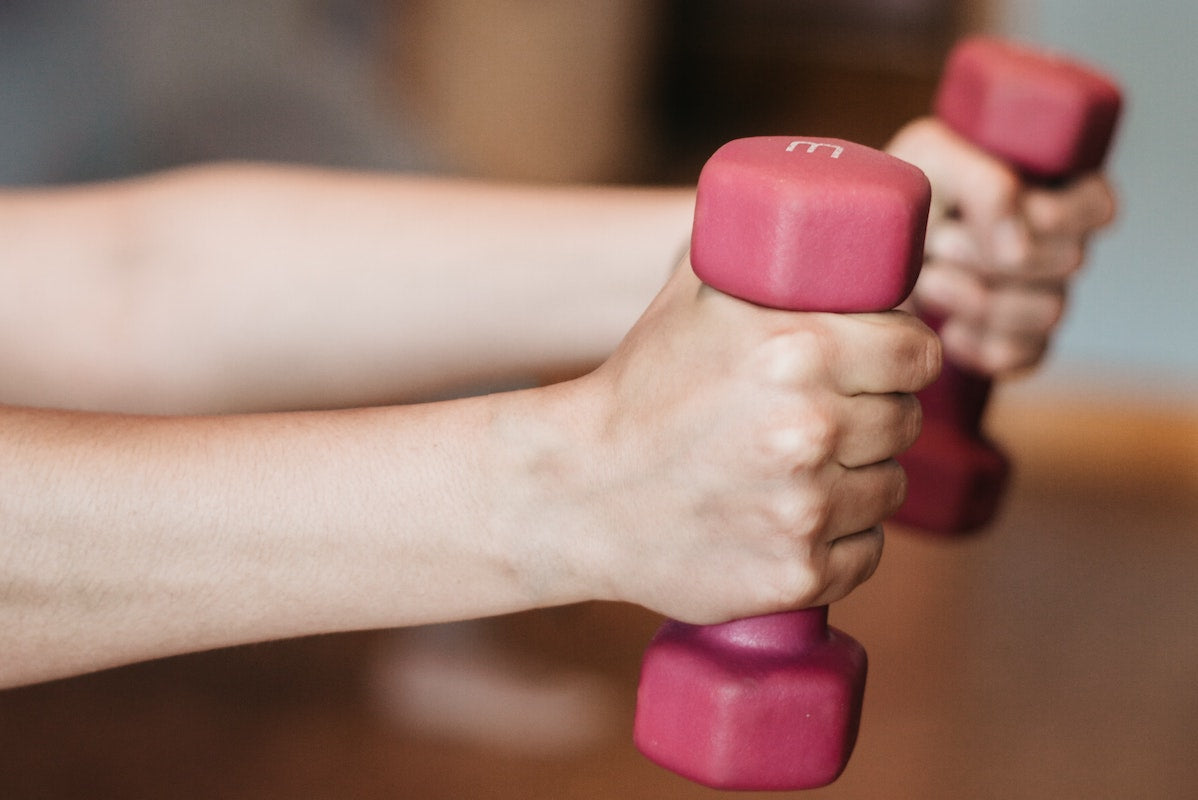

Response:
(1, 1), (1194, 798)
(3, 0), (1193, 398)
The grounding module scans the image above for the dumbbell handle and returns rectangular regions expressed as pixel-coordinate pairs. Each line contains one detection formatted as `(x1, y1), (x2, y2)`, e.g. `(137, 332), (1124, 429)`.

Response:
(918, 315), (991, 432)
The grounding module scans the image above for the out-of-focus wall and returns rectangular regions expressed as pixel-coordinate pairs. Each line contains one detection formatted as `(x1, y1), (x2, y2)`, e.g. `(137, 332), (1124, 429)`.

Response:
(0, 0), (439, 184)
(994, 0), (1197, 403)
(392, 1), (663, 183)
(391, 0), (962, 183)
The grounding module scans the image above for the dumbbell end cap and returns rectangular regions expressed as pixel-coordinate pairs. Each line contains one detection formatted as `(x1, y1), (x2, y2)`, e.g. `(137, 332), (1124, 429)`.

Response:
(935, 36), (1123, 180)
(634, 613), (867, 790)
(691, 137), (930, 313)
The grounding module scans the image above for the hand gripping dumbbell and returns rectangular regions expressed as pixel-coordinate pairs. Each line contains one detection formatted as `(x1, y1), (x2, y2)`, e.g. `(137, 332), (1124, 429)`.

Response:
(894, 36), (1123, 534)
(633, 137), (931, 791)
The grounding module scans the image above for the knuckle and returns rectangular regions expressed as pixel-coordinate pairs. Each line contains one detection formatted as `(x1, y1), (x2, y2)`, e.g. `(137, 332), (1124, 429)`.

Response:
(760, 558), (824, 611)
(1030, 194), (1070, 232)
(968, 164), (1022, 226)
(755, 327), (830, 386)
(766, 490), (831, 540)
(739, 498), (834, 610)
(804, 410), (838, 458)
(762, 420), (835, 470)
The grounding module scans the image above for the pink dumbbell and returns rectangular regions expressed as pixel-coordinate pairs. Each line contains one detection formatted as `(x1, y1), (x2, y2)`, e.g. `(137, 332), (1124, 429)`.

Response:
(633, 137), (931, 790)
(895, 37), (1122, 534)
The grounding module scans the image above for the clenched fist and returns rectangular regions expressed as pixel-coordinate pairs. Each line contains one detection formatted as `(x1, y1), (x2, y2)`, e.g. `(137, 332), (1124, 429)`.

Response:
(564, 259), (940, 624)
(889, 118), (1117, 376)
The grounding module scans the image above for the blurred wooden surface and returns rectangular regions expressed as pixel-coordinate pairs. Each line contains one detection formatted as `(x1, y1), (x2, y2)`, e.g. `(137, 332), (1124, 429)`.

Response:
(2, 390), (1195, 799)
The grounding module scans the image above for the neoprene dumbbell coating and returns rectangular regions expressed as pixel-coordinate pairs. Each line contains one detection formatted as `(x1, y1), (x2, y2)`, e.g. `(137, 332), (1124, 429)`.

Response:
(895, 37), (1122, 534)
(633, 137), (931, 791)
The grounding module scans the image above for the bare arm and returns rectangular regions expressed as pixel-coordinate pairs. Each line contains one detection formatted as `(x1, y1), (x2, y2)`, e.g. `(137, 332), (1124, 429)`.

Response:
(0, 262), (939, 688)
(0, 163), (694, 413)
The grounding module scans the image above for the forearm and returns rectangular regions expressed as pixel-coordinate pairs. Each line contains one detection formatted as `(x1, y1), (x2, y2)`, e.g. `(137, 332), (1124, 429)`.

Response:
(1, 262), (941, 689)
(0, 384), (605, 687)
(0, 164), (694, 413)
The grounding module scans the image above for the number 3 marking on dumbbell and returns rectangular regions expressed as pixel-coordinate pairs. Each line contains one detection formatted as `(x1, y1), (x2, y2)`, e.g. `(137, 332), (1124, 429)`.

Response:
(786, 140), (844, 158)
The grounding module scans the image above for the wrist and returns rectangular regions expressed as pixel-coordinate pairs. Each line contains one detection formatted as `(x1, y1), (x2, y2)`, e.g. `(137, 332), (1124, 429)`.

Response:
(481, 377), (620, 611)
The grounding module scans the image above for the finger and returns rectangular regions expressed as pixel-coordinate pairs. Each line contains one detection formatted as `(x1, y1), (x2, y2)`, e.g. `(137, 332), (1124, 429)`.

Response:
(981, 284), (1067, 338)
(811, 524), (885, 607)
(1012, 234), (1087, 280)
(930, 212), (1036, 277)
(804, 460), (904, 605)
(758, 460), (899, 609)
(924, 218), (985, 270)
(834, 392), (923, 469)
(929, 227), (1084, 283)
(910, 260), (989, 321)
(938, 315), (1052, 376)
(922, 264), (1068, 336)
(1022, 172), (1118, 237)
(815, 311), (942, 396)
(825, 459), (908, 541)
(888, 118), (1022, 229)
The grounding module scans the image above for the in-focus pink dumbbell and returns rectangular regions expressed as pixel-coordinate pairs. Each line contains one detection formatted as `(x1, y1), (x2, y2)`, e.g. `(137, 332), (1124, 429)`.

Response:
(895, 36), (1123, 534)
(633, 137), (931, 791)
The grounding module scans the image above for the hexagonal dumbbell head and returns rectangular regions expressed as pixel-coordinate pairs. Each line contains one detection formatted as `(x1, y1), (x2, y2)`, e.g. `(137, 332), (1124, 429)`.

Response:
(690, 137), (929, 312)
(636, 610), (867, 791)
(634, 137), (931, 791)
(934, 36), (1122, 181)
(894, 39), (1122, 535)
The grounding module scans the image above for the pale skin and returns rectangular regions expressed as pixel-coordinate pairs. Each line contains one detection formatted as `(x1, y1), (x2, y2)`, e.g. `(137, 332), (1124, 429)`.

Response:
(888, 118), (1118, 374)
(0, 120), (1114, 688)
